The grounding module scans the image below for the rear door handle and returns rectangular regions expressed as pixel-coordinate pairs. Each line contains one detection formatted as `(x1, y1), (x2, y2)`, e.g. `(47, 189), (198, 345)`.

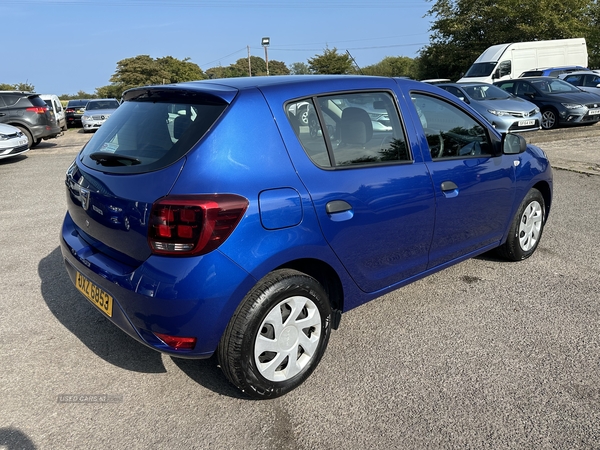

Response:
(326, 200), (353, 222)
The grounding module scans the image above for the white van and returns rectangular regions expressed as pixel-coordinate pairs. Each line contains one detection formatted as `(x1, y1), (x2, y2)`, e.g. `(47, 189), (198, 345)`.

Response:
(40, 94), (67, 131)
(458, 38), (588, 84)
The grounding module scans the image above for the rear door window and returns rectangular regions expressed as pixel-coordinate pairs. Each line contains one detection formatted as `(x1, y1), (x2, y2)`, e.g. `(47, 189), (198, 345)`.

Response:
(286, 91), (410, 168)
(80, 95), (227, 174)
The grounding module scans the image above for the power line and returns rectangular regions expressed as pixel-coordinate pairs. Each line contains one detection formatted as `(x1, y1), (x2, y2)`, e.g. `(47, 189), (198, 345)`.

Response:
(11, 0), (428, 7)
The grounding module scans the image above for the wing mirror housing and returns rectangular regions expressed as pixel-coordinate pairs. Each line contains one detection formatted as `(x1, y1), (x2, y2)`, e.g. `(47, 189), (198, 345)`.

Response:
(502, 133), (527, 155)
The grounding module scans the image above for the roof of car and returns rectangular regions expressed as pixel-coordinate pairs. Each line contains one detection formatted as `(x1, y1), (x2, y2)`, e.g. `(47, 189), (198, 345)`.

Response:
(123, 75), (433, 103)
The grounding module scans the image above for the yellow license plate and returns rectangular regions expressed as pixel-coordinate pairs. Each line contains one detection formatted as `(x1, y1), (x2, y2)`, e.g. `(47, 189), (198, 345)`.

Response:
(76, 272), (113, 317)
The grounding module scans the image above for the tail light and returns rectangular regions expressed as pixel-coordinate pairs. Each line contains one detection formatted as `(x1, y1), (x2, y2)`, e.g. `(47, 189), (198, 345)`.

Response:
(148, 194), (248, 256)
(26, 106), (48, 114)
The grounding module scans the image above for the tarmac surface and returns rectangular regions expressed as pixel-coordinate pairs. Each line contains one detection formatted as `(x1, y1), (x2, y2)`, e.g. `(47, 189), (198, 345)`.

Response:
(524, 124), (600, 176)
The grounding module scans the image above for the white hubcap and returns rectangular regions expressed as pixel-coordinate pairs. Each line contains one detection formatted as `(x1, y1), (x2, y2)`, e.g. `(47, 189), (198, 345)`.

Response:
(254, 296), (321, 382)
(519, 200), (543, 251)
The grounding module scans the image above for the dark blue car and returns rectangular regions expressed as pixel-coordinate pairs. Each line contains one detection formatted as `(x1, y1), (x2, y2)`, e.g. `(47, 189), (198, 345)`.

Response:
(61, 75), (553, 398)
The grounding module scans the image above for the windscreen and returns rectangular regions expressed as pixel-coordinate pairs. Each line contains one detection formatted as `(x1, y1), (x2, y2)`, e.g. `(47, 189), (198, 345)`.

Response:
(80, 96), (227, 174)
(464, 62), (497, 78)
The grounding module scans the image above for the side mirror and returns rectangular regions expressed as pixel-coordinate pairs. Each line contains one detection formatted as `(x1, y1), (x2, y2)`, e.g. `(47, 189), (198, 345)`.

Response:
(502, 133), (527, 155)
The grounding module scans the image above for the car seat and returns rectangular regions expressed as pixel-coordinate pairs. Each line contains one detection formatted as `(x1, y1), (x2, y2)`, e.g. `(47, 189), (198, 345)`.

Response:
(339, 107), (373, 146)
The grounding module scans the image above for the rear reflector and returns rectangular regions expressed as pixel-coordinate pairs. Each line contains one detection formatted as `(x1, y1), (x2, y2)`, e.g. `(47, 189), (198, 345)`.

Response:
(154, 332), (197, 350)
(148, 194), (248, 256)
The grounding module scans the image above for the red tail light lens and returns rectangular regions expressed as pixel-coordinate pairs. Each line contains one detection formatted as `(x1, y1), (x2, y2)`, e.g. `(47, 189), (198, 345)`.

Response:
(148, 194), (248, 256)
(26, 106), (48, 114)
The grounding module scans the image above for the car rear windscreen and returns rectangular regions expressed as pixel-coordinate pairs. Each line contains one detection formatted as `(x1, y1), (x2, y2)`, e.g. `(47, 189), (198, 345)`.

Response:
(79, 95), (228, 174)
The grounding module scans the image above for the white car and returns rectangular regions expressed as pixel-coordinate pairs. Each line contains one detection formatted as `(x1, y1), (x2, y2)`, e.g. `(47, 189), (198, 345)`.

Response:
(0, 123), (29, 160)
(81, 99), (120, 133)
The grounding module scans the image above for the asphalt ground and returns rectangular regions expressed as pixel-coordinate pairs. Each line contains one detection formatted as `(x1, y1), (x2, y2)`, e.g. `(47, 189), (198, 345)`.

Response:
(0, 124), (599, 449)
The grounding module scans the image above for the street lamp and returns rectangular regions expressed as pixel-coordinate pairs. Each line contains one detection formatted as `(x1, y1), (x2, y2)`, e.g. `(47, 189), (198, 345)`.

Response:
(262, 37), (270, 76)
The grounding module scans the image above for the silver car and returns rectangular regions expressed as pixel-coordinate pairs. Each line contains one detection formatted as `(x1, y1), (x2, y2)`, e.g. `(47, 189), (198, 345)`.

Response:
(0, 123), (29, 160)
(82, 99), (120, 133)
(437, 82), (541, 133)
(559, 71), (600, 95)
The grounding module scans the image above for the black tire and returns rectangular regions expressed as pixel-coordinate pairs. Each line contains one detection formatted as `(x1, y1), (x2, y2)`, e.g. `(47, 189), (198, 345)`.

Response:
(218, 269), (332, 399)
(497, 188), (546, 261)
(31, 138), (42, 148)
(541, 108), (558, 130)
(15, 126), (34, 149)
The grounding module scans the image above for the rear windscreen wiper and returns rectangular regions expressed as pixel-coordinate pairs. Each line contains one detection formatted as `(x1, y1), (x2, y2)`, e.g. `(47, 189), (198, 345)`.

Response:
(89, 152), (141, 166)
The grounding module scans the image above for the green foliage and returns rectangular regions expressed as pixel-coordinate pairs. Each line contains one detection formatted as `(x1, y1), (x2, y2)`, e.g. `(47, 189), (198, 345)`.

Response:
(362, 56), (418, 78)
(206, 56), (290, 79)
(308, 47), (353, 74)
(289, 62), (310, 75)
(97, 55), (207, 98)
(59, 91), (96, 100)
(0, 82), (35, 92)
(420, 0), (600, 80)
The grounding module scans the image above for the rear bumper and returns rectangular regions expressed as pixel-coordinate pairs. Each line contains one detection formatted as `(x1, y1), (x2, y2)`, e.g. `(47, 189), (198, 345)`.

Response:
(60, 212), (257, 358)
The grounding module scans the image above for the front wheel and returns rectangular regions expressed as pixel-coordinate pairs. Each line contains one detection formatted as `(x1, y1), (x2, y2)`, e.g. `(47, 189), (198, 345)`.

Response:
(541, 109), (558, 130)
(218, 269), (332, 399)
(498, 188), (546, 261)
(15, 126), (34, 149)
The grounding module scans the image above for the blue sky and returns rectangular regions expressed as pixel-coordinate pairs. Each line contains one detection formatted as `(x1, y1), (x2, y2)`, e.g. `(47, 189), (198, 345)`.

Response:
(2, 0), (434, 96)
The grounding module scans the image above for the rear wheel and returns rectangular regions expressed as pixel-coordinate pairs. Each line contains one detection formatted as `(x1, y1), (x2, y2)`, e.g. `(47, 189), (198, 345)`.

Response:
(31, 138), (42, 148)
(218, 269), (332, 399)
(541, 108), (558, 129)
(498, 188), (545, 261)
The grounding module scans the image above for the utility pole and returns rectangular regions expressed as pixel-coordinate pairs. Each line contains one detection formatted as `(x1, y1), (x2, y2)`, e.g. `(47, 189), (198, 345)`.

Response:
(247, 46), (252, 77)
(262, 37), (270, 75)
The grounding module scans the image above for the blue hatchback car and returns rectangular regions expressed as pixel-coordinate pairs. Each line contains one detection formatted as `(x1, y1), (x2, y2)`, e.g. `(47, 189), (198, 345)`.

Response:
(61, 75), (553, 398)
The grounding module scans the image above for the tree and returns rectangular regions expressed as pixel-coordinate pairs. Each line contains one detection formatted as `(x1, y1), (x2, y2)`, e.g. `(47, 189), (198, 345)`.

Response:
(206, 57), (289, 78)
(419, 0), (600, 80)
(100, 55), (207, 98)
(362, 56), (418, 78)
(0, 82), (35, 91)
(156, 56), (206, 83)
(289, 62), (310, 75)
(308, 47), (353, 74)
(59, 91), (96, 100)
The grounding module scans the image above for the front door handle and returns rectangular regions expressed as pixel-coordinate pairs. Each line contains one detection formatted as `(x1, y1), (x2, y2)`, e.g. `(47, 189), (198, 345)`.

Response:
(441, 181), (458, 192)
(441, 181), (459, 198)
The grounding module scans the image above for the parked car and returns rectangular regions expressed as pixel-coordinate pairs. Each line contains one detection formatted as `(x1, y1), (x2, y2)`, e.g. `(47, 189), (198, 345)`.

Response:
(81, 99), (120, 133)
(436, 82), (541, 133)
(559, 70), (600, 95)
(0, 91), (61, 148)
(420, 78), (452, 84)
(65, 99), (89, 127)
(61, 75), (553, 399)
(0, 123), (29, 160)
(40, 94), (67, 131)
(494, 77), (600, 129)
(519, 66), (591, 78)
